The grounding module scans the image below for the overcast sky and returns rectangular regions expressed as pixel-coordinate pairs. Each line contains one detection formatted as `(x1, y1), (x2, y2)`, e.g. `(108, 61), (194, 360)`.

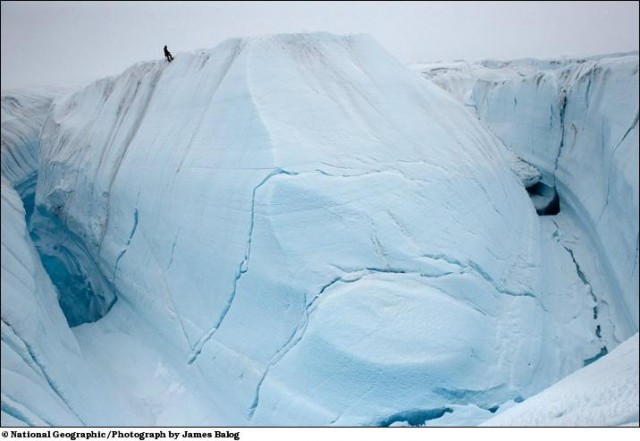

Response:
(1, 1), (638, 90)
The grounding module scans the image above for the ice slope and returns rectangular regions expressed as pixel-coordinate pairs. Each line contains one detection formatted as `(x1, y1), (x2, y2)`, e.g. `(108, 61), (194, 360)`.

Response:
(413, 55), (639, 340)
(2, 33), (634, 425)
(483, 332), (639, 426)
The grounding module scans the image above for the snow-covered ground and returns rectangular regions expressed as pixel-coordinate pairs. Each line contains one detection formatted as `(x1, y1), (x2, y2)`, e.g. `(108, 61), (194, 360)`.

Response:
(1, 34), (638, 426)
(484, 332), (638, 426)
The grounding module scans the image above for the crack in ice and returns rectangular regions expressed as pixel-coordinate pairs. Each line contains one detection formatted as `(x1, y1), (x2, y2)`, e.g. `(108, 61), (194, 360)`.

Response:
(1, 393), (51, 426)
(113, 208), (138, 280)
(188, 168), (296, 365)
(0, 319), (86, 424)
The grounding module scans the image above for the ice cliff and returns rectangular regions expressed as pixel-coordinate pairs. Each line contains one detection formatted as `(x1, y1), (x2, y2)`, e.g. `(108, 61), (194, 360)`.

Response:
(2, 34), (638, 426)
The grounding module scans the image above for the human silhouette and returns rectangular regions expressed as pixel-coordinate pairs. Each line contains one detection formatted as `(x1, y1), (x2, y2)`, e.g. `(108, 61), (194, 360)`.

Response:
(164, 45), (174, 62)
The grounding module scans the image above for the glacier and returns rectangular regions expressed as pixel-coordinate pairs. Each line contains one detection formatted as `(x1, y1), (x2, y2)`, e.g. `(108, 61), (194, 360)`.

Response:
(1, 33), (638, 426)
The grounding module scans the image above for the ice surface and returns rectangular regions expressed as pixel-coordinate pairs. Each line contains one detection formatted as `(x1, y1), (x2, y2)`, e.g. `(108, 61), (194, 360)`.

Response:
(1, 34), (638, 426)
(483, 333), (639, 426)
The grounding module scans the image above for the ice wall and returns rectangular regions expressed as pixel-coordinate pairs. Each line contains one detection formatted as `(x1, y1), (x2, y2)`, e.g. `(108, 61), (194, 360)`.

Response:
(414, 54), (639, 337)
(1, 90), (60, 215)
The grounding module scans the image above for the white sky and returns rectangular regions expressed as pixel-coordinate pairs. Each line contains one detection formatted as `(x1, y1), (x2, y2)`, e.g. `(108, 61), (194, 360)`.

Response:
(1, 1), (638, 90)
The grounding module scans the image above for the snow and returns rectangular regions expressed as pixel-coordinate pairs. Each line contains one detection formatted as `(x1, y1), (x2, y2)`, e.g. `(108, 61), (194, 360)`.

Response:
(1, 33), (638, 426)
(483, 333), (639, 426)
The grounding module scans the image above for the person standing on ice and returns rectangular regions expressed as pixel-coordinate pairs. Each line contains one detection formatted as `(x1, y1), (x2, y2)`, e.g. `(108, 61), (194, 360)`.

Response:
(164, 45), (174, 62)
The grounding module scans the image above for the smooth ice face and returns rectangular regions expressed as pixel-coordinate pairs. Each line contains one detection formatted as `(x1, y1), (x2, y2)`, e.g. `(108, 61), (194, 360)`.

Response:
(2, 34), (637, 426)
